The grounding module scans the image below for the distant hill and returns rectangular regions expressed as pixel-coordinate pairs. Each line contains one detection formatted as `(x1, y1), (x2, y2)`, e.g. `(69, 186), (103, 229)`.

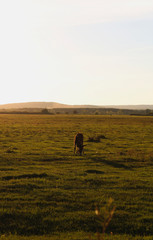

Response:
(0, 102), (69, 109)
(0, 102), (99, 109)
(0, 102), (153, 110)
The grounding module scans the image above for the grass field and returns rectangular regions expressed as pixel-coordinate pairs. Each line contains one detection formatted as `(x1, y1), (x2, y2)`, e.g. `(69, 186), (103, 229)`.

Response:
(0, 114), (153, 239)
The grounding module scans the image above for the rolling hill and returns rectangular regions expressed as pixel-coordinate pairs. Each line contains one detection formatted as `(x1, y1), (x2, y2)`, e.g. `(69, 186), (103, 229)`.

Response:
(0, 102), (152, 110)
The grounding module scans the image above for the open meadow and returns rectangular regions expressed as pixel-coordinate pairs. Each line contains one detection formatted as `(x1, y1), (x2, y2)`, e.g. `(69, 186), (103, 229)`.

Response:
(0, 114), (153, 240)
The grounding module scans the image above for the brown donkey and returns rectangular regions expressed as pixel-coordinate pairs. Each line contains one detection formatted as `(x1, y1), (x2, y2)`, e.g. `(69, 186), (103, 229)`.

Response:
(74, 133), (84, 155)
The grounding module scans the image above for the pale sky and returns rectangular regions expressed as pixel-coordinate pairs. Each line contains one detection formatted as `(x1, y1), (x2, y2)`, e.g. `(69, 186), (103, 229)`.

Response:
(0, 0), (153, 105)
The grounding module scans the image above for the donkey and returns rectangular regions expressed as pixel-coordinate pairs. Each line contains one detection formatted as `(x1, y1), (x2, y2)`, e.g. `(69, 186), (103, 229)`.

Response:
(74, 133), (85, 155)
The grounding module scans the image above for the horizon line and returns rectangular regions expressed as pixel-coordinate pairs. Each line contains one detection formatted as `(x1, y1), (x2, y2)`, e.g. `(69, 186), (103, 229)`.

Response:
(0, 101), (153, 107)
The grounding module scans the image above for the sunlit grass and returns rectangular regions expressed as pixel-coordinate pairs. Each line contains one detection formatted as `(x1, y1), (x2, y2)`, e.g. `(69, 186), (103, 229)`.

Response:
(0, 114), (153, 239)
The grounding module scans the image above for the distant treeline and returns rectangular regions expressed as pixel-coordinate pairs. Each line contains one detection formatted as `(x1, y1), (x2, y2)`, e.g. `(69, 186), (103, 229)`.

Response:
(0, 108), (153, 116)
(53, 108), (153, 116)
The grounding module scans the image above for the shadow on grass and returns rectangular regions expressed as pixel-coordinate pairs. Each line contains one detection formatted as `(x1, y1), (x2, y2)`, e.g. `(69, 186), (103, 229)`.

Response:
(85, 170), (104, 174)
(39, 157), (65, 162)
(90, 157), (133, 170)
(2, 173), (48, 180)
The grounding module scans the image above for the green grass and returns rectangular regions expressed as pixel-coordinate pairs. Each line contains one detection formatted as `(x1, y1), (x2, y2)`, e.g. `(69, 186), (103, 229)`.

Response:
(0, 114), (153, 239)
(0, 233), (153, 240)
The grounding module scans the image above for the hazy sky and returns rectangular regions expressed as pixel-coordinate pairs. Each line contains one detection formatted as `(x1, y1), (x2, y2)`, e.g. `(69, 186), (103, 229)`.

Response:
(0, 0), (153, 105)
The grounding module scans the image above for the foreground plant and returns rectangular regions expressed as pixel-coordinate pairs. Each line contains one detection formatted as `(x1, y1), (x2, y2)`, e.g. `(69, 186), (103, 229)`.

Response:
(91, 198), (116, 240)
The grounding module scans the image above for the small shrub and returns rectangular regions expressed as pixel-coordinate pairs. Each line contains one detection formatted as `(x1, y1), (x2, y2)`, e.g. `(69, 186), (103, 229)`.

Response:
(41, 109), (49, 114)
(93, 198), (116, 240)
